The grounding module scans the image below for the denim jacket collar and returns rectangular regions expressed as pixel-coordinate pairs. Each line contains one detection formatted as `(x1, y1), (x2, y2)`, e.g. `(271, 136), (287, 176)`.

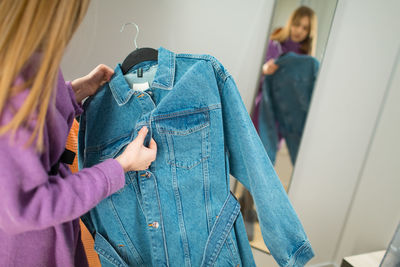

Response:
(109, 47), (175, 106)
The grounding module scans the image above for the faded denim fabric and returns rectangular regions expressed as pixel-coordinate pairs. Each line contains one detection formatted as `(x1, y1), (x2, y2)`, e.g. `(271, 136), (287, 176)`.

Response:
(258, 52), (319, 164)
(78, 47), (314, 267)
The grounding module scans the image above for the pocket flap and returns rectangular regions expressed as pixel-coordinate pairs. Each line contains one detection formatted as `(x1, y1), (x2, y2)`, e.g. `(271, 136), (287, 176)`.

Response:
(156, 111), (209, 136)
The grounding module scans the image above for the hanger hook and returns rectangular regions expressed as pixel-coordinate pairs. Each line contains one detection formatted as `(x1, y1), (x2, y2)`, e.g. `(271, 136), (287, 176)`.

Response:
(120, 22), (139, 50)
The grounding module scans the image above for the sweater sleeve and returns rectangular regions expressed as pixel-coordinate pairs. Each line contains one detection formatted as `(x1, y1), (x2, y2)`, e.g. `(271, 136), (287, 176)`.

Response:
(65, 81), (84, 116)
(265, 40), (282, 62)
(0, 127), (125, 235)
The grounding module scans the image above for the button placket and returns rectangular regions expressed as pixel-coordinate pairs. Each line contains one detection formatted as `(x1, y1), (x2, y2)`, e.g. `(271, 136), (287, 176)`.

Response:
(134, 84), (167, 265)
(139, 173), (166, 264)
(140, 171), (152, 178)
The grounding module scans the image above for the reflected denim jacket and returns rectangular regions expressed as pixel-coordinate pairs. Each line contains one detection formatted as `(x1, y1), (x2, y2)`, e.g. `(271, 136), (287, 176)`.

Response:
(78, 47), (314, 267)
(259, 52), (319, 164)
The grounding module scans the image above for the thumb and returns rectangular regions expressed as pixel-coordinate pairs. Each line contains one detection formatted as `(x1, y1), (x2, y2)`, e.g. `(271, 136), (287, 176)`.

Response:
(135, 127), (148, 144)
(148, 138), (157, 151)
(101, 65), (114, 82)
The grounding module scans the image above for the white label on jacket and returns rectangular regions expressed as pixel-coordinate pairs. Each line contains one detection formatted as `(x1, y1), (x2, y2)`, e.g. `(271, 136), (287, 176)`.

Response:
(132, 82), (150, 91)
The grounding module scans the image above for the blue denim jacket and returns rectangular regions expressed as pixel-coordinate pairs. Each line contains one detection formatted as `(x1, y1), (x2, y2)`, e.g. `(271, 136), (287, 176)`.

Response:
(258, 52), (319, 164)
(78, 47), (314, 267)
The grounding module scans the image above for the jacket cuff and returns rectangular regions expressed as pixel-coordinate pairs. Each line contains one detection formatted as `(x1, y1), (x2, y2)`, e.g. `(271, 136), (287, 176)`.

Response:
(95, 158), (125, 195)
(288, 241), (315, 267)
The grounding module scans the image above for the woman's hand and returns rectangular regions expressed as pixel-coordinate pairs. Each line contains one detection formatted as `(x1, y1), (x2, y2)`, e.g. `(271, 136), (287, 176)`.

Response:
(71, 64), (114, 103)
(262, 59), (279, 75)
(116, 127), (157, 172)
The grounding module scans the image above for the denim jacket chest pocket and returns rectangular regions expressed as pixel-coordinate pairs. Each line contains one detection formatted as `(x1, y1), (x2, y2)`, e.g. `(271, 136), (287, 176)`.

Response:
(156, 110), (210, 170)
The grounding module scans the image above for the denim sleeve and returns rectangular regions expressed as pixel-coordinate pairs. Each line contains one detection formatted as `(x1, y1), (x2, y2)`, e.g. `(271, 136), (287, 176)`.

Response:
(220, 76), (314, 267)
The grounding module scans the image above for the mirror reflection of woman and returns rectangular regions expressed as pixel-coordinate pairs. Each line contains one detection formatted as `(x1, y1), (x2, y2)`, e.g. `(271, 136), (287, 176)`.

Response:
(263, 6), (317, 75)
(252, 5), (318, 134)
(240, 7), (318, 241)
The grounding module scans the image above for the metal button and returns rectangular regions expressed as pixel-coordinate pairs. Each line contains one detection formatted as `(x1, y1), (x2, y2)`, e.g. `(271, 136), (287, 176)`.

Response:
(149, 221), (159, 229)
(140, 172), (151, 178)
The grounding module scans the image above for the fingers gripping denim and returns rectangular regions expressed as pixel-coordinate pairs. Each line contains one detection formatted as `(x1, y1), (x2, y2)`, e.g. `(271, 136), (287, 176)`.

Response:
(78, 47), (314, 267)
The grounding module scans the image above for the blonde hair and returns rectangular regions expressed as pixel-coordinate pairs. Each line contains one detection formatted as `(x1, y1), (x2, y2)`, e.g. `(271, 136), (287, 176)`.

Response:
(0, 0), (89, 152)
(271, 6), (318, 56)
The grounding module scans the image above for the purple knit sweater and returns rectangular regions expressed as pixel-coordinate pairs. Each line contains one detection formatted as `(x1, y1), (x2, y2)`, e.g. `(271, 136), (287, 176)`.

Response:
(0, 59), (125, 267)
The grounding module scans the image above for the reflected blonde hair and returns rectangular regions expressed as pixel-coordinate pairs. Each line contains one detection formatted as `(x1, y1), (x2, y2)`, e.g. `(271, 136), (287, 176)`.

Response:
(271, 5), (317, 56)
(0, 0), (89, 152)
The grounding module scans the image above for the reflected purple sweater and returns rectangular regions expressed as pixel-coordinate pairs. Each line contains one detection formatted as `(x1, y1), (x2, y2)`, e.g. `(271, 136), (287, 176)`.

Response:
(0, 60), (125, 267)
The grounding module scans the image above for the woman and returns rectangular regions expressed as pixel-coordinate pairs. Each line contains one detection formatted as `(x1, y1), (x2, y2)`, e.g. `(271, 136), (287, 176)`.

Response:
(0, 1), (157, 266)
(263, 5), (317, 75)
(252, 5), (317, 131)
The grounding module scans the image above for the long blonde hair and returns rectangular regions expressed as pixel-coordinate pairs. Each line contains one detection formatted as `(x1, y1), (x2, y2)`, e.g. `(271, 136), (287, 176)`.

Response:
(0, 0), (89, 152)
(271, 6), (318, 56)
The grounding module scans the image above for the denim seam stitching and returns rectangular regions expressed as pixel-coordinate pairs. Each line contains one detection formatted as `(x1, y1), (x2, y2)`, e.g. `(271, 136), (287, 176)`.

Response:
(219, 75), (232, 99)
(152, 104), (221, 121)
(227, 234), (240, 266)
(175, 54), (229, 81)
(208, 203), (240, 266)
(224, 240), (236, 266)
(166, 134), (192, 266)
(158, 122), (210, 136)
(98, 138), (132, 161)
(202, 126), (212, 232)
(85, 132), (132, 152)
(168, 155), (209, 170)
(95, 247), (125, 267)
(129, 174), (146, 214)
(201, 195), (239, 266)
(109, 81), (135, 106)
(162, 111), (210, 170)
(138, 173), (154, 263)
(284, 240), (312, 267)
(153, 174), (170, 267)
(108, 198), (144, 265)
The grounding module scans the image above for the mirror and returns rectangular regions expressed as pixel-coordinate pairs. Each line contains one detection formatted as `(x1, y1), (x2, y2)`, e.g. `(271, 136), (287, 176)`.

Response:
(233, 0), (338, 254)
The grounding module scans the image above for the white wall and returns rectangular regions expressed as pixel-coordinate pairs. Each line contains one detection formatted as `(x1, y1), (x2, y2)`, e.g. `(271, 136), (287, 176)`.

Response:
(334, 47), (400, 264)
(288, 0), (400, 266)
(302, 0), (338, 61)
(61, 0), (275, 111)
(269, 0), (300, 35)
